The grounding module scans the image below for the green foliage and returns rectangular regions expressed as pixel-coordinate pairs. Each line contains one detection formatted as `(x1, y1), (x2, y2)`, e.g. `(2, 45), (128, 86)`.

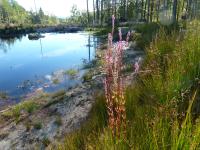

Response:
(53, 79), (60, 84)
(133, 22), (180, 50)
(64, 69), (78, 78)
(133, 22), (160, 49)
(66, 5), (90, 26)
(0, 0), (62, 26)
(2, 100), (39, 122)
(0, 91), (9, 100)
(57, 21), (200, 149)
(82, 71), (93, 82)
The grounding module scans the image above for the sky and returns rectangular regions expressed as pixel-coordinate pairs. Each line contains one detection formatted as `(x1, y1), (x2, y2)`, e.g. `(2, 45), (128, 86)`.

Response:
(15, 0), (93, 18)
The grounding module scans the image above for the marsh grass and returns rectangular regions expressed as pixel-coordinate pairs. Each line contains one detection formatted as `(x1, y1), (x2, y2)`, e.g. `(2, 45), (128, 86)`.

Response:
(2, 100), (39, 122)
(64, 69), (79, 78)
(0, 91), (9, 100)
(56, 21), (200, 149)
(53, 79), (60, 84)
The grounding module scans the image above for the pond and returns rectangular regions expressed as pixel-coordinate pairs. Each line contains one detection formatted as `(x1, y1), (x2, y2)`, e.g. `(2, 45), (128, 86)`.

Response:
(0, 32), (100, 105)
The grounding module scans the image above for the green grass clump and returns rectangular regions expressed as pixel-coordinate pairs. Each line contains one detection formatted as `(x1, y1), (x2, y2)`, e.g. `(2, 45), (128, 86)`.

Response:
(82, 71), (93, 82)
(53, 79), (60, 84)
(2, 101), (39, 122)
(64, 69), (78, 78)
(0, 91), (9, 100)
(133, 22), (180, 49)
(56, 21), (200, 149)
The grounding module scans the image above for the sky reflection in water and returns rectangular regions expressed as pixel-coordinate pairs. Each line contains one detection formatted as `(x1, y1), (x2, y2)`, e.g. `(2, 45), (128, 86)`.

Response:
(0, 32), (98, 100)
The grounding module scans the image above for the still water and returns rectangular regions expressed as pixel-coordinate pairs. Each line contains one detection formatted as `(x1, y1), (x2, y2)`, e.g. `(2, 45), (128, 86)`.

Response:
(0, 32), (99, 103)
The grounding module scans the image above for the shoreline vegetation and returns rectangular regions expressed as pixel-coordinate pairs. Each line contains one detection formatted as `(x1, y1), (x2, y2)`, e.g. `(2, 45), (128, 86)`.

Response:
(1, 0), (200, 149)
(1, 20), (200, 149)
(0, 24), (83, 38)
(55, 21), (200, 149)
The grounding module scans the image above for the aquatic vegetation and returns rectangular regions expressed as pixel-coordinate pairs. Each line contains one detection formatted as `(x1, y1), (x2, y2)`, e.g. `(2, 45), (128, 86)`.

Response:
(82, 70), (93, 82)
(64, 69), (78, 78)
(2, 100), (39, 122)
(53, 79), (60, 84)
(0, 91), (9, 100)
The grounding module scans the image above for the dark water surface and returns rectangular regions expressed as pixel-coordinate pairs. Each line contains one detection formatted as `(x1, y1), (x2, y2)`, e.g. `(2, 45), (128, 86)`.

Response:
(0, 32), (99, 103)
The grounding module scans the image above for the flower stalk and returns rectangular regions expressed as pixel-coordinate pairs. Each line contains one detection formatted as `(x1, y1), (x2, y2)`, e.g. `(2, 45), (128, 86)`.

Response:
(104, 15), (130, 137)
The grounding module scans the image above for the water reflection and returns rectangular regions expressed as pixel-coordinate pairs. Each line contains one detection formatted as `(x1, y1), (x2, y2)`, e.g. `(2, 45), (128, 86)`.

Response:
(0, 35), (23, 53)
(0, 32), (100, 101)
(39, 39), (44, 57)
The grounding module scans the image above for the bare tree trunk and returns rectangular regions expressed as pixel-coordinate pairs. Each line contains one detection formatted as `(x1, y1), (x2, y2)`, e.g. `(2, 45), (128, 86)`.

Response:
(147, 0), (151, 22)
(125, 0), (128, 20)
(123, 0), (126, 19)
(96, 0), (100, 24)
(144, 0), (148, 20)
(93, 0), (96, 25)
(101, 0), (104, 26)
(86, 0), (90, 26)
(156, 0), (160, 22)
(114, 0), (117, 18)
(141, 0), (144, 20)
(172, 0), (178, 22)
(136, 0), (139, 20)
(186, 0), (192, 19)
(150, 0), (154, 22)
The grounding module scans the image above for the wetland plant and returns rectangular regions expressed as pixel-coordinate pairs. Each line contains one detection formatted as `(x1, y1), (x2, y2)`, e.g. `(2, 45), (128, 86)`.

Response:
(104, 15), (130, 137)
(64, 69), (78, 78)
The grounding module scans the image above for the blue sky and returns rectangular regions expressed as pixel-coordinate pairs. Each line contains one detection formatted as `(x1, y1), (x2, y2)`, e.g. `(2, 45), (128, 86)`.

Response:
(16, 0), (93, 18)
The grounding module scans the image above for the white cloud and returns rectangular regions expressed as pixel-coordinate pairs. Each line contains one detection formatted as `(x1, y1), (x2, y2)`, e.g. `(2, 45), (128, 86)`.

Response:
(16, 0), (93, 17)
(42, 47), (71, 57)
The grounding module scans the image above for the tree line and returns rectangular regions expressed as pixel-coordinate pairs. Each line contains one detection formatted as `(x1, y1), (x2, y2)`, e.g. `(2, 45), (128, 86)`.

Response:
(0, 0), (200, 27)
(85, 0), (200, 26)
(0, 0), (63, 26)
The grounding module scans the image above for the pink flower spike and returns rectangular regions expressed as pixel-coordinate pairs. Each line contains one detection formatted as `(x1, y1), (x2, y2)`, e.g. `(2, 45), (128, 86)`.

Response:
(118, 28), (122, 41)
(112, 15), (115, 21)
(108, 33), (113, 47)
(126, 31), (131, 46)
(134, 62), (140, 73)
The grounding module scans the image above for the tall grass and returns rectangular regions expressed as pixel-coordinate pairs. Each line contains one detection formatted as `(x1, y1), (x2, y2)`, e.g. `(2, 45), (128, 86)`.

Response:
(56, 20), (200, 149)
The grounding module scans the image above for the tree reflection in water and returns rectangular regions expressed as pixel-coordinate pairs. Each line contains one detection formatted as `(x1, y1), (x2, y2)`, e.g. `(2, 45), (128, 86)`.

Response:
(0, 35), (23, 53)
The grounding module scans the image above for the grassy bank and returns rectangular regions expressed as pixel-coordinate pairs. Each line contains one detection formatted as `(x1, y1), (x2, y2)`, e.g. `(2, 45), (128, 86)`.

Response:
(55, 21), (200, 149)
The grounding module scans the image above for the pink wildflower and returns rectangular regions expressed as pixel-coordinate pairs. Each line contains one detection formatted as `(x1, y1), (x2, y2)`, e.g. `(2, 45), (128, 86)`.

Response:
(126, 31), (131, 46)
(134, 62), (140, 73)
(108, 33), (113, 47)
(119, 28), (122, 41)
(134, 57), (141, 73)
